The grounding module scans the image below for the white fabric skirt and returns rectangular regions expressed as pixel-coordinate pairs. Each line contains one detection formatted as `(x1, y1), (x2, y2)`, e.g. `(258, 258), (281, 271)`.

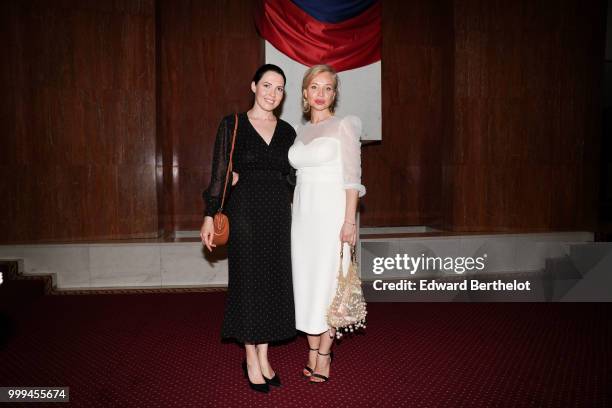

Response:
(291, 167), (351, 334)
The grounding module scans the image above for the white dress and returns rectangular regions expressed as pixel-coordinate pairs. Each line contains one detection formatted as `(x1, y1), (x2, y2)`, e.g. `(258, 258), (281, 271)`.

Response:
(289, 115), (366, 334)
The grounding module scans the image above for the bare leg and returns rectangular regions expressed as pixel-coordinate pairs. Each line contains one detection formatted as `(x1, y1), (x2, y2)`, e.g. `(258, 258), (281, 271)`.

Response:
(303, 334), (322, 376)
(256, 343), (275, 379)
(245, 343), (265, 384)
(310, 329), (335, 382)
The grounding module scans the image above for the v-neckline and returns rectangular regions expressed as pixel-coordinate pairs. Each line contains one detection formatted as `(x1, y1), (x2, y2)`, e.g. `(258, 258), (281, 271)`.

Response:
(245, 113), (277, 147)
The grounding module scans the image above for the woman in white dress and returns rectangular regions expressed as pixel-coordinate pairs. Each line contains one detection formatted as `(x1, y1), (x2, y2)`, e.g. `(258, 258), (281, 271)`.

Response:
(289, 64), (366, 383)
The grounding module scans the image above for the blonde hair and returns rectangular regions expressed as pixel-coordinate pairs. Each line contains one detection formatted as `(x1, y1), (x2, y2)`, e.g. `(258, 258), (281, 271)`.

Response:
(302, 64), (339, 114)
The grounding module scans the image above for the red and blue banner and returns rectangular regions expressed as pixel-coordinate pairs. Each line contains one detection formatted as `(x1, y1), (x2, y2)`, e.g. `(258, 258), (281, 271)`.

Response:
(255, 0), (381, 72)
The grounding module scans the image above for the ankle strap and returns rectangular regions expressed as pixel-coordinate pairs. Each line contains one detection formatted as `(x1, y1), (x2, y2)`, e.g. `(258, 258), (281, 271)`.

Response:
(309, 347), (319, 351)
(317, 350), (331, 356)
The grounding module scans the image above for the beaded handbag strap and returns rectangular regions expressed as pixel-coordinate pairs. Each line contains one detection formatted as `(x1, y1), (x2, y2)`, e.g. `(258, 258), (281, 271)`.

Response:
(338, 245), (357, 278)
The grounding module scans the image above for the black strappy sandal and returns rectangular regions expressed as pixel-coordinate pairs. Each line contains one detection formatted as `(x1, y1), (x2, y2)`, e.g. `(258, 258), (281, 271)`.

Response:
(302, 347), (318, 378)
(309, 350), (333, 384)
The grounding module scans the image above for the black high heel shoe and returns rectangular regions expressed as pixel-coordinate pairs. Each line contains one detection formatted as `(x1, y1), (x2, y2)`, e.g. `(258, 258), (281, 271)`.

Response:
(309, 350), (333, 384)
(242, 359), (270, 393)
(302, 347), (319, 378)
(263, 372), (281, 387)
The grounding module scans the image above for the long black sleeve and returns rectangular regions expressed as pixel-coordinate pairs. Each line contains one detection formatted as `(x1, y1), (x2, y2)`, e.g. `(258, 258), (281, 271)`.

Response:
(203, 115), (234, 217)
(285, 128), (297, 187)
(286, 167), (297, 186)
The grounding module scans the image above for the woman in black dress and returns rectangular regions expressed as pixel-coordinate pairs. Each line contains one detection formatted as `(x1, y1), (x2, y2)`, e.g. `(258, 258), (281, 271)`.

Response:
(200, 64), (296, 393)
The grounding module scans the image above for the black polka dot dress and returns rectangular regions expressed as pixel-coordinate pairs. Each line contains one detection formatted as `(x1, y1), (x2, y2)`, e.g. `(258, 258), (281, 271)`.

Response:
(203, 113), (296, 344)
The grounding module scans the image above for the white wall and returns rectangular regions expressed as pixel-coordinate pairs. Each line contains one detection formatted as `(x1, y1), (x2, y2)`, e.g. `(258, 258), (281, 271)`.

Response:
(265, 41), (381, 141)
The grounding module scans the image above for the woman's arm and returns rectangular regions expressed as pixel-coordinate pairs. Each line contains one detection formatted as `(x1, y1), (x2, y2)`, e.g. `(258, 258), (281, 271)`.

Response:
(201, 116), (234, 251)
(338, 116), (365, 246)
(340, 189), (359, 246)
(202, 116), (233, 217)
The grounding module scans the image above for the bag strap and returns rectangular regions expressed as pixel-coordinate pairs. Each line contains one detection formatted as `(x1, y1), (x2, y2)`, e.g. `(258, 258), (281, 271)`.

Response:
(339, 245), (356, 261)
(218, 113), (239, 212)
(337, 245), (357, 278)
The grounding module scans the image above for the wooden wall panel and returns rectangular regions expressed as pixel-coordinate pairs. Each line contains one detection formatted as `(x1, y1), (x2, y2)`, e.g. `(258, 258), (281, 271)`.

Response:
(157, 0), (264, 234)
(443, 0), (605, 232)
(361, 0), (454, 227)
(0, 0), (156, 243)
(1, 0), (605, 240)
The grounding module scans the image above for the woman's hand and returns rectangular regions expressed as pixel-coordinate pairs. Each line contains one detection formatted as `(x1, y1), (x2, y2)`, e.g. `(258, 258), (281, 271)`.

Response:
(339, 221), (356, 247)
(200, 216), (216, 252)
(232, 172), (239, 186)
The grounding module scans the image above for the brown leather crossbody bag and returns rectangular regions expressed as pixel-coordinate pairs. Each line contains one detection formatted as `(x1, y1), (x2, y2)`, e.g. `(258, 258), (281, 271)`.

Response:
(212, 113), (238, 246)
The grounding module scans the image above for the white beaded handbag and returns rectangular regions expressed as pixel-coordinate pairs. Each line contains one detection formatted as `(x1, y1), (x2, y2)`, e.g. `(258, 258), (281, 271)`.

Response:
(326, 245), (367, 338)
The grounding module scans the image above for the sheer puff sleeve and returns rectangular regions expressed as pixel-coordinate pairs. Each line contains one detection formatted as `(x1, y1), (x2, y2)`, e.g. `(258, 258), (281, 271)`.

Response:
(339, 115), (366, 197)
(202, 115), (233, 217)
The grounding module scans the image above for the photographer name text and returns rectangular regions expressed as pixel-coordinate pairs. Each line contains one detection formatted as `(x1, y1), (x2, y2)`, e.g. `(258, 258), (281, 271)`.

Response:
(372, 279), (531, 291)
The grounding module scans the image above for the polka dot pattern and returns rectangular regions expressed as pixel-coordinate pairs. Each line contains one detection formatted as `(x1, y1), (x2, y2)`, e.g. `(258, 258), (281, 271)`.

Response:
(214, 113), (297, 344)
